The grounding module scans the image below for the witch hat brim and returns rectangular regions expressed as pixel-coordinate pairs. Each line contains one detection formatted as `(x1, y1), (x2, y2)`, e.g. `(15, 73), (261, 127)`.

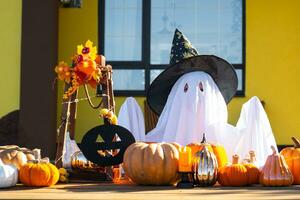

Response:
(147, 55), (238, 115)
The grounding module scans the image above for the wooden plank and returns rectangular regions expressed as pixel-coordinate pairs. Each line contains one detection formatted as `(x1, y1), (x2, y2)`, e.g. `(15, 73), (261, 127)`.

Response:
(19, 0), (58, 159)
(0, 184), (299, 200)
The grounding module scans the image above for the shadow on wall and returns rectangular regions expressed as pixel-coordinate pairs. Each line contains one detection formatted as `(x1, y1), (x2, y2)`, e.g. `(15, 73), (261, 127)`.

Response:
(0, 110), (20, 146)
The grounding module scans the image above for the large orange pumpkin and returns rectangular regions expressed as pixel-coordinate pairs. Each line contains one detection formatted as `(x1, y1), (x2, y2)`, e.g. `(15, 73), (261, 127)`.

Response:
(188, 134), (228, 168)
(280, 137), (300, 184)
(123, 142), (180, 185)
(260, 146), (293, 186)
(218, 155), (248, 186)
(19, 158), (59, 187)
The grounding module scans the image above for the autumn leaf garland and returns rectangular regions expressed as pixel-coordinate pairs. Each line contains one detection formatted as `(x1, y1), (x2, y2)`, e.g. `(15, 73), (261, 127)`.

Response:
(55, 40), (103, 99)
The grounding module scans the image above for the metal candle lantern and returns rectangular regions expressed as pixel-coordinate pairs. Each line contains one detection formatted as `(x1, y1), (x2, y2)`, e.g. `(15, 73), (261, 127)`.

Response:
(192, 134), (218, 186)
(71, 151), (98, 169)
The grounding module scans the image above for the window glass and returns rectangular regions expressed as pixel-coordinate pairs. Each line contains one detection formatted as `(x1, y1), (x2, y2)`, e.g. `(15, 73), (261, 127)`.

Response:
(235, 69), (243, 91)
(113, 69), (145, 90)
(105, 0), (142, 61)
(151, 0), (243, 64)
(150, 69), (164, 83)
(151, 69), (243, 91)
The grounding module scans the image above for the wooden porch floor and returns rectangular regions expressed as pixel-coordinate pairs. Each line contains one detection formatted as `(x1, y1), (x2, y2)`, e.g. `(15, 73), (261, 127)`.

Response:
(0, 183), (299, 200)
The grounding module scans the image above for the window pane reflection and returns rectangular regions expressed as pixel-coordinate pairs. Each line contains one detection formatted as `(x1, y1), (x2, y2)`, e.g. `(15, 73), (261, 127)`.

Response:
(151, 0), (243, 65)
(113, 69), (145, 90)
(105, 0), (142, 61)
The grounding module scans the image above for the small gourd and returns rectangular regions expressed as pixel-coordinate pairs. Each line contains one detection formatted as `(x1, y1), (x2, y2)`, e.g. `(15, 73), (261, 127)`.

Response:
(260, 146), (293, 186)
(0, 147), (40, 169)
(0, 150), (27, 169)
(0, 159), (18, 188)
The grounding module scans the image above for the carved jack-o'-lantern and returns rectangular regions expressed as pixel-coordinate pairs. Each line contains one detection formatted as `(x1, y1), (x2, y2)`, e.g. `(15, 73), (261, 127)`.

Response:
(80, 124), (135, 166)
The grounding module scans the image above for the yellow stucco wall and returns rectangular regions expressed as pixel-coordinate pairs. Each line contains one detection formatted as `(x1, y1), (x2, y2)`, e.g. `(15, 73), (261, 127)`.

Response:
(0, 1), (22, 117)
(58, 0), (300, 144)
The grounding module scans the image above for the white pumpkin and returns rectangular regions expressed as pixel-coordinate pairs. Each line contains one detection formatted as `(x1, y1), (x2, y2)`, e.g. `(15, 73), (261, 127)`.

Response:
(0, 159), (18, 188)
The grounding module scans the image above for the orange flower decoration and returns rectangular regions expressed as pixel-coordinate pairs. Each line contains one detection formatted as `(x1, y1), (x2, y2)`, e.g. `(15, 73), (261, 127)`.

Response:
(55, 62), (71, 83)
(55, 40), (103, 99)
(76, 59), (97, 77)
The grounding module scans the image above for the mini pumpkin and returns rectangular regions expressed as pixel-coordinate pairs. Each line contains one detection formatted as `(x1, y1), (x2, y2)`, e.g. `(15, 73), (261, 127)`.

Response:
(0, 159), (18, 188)
(260, 146), (293, 186)
(218, 155), (248, 186)
(243, 151), (260, 185)
(280, 137), (300, 184)
(19, 158), (60, 187)
(188, 134), (228, 168)
(123, 142), (180, 185)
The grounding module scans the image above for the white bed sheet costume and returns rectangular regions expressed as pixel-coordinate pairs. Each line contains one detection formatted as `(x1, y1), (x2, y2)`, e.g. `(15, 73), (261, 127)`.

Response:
(146, 72), (276, 167)
(118, 29), (277, 167)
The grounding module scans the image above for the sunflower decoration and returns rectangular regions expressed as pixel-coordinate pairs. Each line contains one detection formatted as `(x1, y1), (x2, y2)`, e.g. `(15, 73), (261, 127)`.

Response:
(54, 40), (104, 99)
(77, 40), (97, 60)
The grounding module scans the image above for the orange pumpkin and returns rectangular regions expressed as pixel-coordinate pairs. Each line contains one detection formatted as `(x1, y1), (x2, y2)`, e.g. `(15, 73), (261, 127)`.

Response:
(241, 151), (259, 185)
(260, 146), (293, 186)
(218, 155), (248, 186)
(188, 134), (228, 168)
(244, 163), (260, 185)
(280, 137), (300, 184)
(19, 158), (60, 187)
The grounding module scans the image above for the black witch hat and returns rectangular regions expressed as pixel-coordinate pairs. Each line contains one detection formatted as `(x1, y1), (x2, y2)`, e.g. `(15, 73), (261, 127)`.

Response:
(147, 29), (238, 115)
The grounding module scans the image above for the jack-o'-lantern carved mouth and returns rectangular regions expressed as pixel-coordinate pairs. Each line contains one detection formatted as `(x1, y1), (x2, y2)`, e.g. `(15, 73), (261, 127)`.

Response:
(97, 149), (120, 157)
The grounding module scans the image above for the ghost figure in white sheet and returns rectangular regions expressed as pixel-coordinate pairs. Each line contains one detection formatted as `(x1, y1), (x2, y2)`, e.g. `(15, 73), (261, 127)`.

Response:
(146, 71), (227, 144)
(145, 71), (277, 167)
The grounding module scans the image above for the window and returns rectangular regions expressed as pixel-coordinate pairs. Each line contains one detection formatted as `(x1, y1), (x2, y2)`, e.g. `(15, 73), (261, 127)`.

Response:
(99, 0), (245, 96)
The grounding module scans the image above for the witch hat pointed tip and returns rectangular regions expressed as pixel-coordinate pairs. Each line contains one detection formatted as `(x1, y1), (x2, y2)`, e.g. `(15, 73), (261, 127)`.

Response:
(174, 28), (181, 33)
(169, 29), (198, 65)
(201, 133), (206, 143)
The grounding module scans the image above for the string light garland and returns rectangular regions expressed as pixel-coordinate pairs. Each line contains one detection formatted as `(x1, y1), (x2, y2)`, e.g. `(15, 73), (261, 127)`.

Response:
(61, 94), (107, 105)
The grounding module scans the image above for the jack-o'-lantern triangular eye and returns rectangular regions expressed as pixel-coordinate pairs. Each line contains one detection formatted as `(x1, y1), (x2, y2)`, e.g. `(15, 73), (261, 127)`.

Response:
(184, 83), (188, 93)
(114, 133), (121, 141)
(96, 134), (104, 143)
(199, 82), (204, 92)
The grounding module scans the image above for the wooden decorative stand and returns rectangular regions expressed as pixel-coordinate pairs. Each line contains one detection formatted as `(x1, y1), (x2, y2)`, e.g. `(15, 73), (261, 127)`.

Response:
(55, 55), (118, 182)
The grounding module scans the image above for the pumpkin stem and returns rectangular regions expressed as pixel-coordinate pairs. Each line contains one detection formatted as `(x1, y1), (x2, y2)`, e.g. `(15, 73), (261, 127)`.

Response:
(271, 146), (277, 155)
(249, 151), (256, 163)
(32, 149), (41, 160)
(291, 137), (300, 148)
(232, 154), (239, 164)
(201, 133), (206, 144)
